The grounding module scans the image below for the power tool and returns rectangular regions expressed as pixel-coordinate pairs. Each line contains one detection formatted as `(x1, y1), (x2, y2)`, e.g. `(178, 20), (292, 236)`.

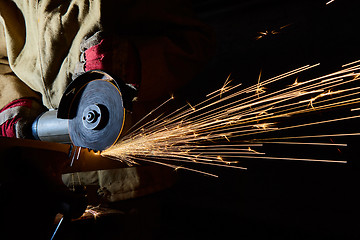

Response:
(0, 71), (138, 237)
(31, 70), (136, 151)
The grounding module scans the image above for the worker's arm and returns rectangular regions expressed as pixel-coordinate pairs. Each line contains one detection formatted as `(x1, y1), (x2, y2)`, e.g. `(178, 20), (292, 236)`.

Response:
(0, 25), (46, 138)
(0, 0), (214, 205)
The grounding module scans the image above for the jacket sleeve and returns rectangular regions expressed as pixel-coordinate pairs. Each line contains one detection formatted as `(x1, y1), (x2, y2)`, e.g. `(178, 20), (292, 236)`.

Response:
(0, 24), (42, 111)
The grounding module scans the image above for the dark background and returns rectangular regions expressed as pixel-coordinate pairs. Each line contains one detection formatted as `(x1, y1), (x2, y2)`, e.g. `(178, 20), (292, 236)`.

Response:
(190, 0), (360, 94)
(165, 1), (360, 239)
(58, 1), (360, 239)
(182, 1), (360, 239)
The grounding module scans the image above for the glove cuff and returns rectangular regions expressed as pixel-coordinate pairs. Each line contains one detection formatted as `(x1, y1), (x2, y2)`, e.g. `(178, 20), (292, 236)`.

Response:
(0, 98), (45, 138)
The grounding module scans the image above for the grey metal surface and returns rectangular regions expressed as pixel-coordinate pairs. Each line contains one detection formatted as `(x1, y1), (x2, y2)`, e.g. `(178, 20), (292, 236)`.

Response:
(32, 109), (71, 143)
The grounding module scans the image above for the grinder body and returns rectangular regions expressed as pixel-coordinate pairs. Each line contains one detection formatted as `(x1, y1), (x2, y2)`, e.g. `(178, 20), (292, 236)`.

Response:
(31, 70), (135, 151)
(32, 110), (71, 144)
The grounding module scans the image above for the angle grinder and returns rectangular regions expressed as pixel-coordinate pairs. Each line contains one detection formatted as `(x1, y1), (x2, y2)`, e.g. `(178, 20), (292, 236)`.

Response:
(31, 70), (136, 151)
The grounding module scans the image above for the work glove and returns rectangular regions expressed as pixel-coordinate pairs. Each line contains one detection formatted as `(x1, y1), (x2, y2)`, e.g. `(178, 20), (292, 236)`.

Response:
(0, 98), (46, 138)
(73, 31), (141, 90)
(74, 31), (140, 121)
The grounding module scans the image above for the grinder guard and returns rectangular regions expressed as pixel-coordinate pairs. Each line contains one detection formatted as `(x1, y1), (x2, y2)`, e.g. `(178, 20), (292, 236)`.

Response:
(32, 70), (128, 151)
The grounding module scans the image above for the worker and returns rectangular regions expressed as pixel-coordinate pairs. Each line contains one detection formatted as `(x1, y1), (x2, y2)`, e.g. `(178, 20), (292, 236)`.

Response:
(0, 0), (214, 238)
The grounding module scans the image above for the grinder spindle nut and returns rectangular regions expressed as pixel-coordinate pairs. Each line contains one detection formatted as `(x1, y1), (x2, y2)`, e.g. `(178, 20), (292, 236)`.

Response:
(82, 104), (109, 130)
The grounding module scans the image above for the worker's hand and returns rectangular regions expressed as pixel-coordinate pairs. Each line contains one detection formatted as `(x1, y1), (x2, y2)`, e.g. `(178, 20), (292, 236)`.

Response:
(73, 31), (141, 89)
(0, 98), (46, 138)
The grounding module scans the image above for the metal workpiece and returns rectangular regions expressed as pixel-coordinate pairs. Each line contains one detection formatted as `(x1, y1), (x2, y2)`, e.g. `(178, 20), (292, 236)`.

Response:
(0, 137), (128, 173)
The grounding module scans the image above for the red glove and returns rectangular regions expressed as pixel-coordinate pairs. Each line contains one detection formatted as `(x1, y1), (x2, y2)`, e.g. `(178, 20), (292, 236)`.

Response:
(0, 98), (45, 138)
(74, 31), (141, 89)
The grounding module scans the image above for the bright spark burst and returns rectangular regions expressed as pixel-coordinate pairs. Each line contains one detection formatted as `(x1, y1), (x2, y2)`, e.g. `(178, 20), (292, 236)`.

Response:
(102, 61), (360, 176)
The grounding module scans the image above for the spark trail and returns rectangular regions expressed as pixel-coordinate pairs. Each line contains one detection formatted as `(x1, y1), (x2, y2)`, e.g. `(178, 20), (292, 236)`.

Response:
(102, 62), (360, 176)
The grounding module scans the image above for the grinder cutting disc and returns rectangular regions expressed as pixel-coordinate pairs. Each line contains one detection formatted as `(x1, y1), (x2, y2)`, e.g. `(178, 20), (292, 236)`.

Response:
(68, 79), (125, 151)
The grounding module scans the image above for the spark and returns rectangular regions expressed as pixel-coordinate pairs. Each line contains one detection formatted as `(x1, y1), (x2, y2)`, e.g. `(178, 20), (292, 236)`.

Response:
(219, 74), (233, 98)
(280, 23), (292, 30)
(234, 155), (346, 164)
(76, 146), (82, 160)
(186, 101), (196, 111)
(223, 135), (231, 142)
(257, 109), (270, 116)
(256, 69), (265, 97)
(70, 146), (79, 167)
(326, 0), (335, 5)
(256, 30), (279, 40)
(124, 95), (174, 135)
(248, 147), (262, 154)
(342, 59), (360, 68)
(260, 141), (347, 147)
(252, 123), (277, 130)
(291, 77), (300, 86)
(102, 62), (360, 176)
(307, 96), (318, 109)
(85, 206), (102, 220)
(255, 24), (291, 40)
(139, 158), (220, 177)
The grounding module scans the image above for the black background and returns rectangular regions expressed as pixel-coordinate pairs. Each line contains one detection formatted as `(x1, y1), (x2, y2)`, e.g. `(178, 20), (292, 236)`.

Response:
(166, 1), (360, 239)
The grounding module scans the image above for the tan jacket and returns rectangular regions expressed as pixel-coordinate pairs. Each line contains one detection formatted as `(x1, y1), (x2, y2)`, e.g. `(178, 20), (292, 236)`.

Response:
(0, 0), (213, 201)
